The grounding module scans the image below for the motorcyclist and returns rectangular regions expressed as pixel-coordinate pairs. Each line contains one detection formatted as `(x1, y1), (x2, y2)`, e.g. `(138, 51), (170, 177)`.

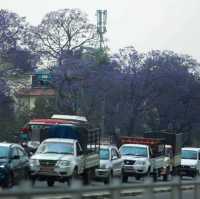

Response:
(21, 142), (33, 157)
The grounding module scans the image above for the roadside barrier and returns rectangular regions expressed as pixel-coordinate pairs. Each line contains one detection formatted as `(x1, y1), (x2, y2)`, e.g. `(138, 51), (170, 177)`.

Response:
(0, 176), (199, 199)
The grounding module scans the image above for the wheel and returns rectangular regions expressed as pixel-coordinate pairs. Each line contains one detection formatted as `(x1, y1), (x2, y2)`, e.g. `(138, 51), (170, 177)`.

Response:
(47, 179), (54, 187)
(135, 175), (140, 180)
(3, 173), (13, 188)
(31, 179), (36, 186)
(30, 176), (36, 186)
(83, 170), (92, 185)
(163, 174), (168, 181)
(104, 171), (112, 184)
(68, 167), (79, 186)
(153, 170), (158, 182)
(24, 170), (30, 181)
(122, 174), (128, 183)
(192, 170), (198, 178)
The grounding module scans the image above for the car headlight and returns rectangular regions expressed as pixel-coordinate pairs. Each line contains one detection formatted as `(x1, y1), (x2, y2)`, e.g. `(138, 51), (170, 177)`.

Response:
(0, 164), (6, 169)
(29, 159), (40, 166)
(56, 160), (71, 167)
(190, 165), (196, 169)
(136, 160), (146, 165)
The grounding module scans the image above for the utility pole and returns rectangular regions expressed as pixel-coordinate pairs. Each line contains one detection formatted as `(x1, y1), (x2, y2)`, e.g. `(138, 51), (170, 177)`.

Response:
(96, 10), (107, 49)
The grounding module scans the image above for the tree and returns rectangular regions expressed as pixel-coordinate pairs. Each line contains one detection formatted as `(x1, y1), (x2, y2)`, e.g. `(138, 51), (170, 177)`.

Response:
(52, 50), (122, 133)
(113, 46), (148, 135)
(0, 9), (37, 74)
(31, 97), (56, 118)
(142, 50), (200, 144)
(0, 9), (26, 55)
(31, 9), (97, 66)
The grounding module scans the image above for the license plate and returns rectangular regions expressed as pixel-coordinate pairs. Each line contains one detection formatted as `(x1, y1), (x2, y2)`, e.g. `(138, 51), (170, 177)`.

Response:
(124, 166), (134, 170)
(180, 171), (186, 175)
(40, 166), (54, 172)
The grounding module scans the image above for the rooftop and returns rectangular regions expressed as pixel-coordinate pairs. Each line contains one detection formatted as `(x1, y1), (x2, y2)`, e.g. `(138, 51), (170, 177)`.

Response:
(16, 88), (55, 97)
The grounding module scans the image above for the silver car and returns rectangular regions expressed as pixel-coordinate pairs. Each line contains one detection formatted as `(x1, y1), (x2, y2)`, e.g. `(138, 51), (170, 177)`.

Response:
(95, 145), (123, 184)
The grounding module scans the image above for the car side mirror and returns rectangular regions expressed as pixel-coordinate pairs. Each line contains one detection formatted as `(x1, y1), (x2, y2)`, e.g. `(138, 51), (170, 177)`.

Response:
(112, 155), (118, 160)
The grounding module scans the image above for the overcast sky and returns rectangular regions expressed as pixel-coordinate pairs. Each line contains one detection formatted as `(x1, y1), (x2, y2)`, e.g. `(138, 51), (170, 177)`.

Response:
(1, 0), (200, 61)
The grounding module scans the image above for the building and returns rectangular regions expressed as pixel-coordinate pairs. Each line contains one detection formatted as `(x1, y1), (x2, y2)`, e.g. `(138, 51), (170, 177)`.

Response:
(15, 69), (56, 111)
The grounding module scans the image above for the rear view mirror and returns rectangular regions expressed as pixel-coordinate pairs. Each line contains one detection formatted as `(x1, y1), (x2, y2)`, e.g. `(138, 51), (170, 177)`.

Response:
(112, 155), (118, 160)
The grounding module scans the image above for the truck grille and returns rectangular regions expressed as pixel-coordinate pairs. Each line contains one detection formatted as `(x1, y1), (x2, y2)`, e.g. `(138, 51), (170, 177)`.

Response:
(124, 160), (135, 165)
(39, 160), (57, 167)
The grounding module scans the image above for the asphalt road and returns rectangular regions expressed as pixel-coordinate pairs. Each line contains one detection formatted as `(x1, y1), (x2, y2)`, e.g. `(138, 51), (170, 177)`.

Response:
(1, 176), (197, 199)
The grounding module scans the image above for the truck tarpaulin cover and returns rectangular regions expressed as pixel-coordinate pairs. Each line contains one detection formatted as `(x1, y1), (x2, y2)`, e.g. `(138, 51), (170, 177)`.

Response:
(47, 125), (81, 140)
(144, 132), (182, 155)
(47, 125), (87, 151)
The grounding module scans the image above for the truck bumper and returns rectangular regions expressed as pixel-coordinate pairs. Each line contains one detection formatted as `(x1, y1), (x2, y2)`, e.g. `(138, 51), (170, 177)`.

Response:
(95, 169), (110, 179)
(123, 165), (148, 175)
(179, 166), (198, 177)
(30, 165), (74, 180)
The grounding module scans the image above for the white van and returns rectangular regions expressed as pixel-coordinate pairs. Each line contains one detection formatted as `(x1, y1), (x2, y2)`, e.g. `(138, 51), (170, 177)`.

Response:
(180, 147), (200, 177)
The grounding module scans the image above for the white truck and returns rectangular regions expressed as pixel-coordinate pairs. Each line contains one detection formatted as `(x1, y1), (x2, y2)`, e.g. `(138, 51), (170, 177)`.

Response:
(180, 147), (200, 177)
(119, 137), (169, 182)
(30, 138), (99, 186)
(29, 116), (100, 186)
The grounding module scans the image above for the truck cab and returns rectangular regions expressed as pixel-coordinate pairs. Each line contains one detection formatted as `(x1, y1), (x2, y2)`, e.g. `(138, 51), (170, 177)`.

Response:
(180, 147), (200, 177)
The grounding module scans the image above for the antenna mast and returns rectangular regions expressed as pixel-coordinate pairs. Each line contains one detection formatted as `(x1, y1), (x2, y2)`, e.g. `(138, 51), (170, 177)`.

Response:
(96, 10), (107, 49)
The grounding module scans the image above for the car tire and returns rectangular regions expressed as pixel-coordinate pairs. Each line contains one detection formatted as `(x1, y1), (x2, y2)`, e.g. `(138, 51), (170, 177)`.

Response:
(104, 171), (112, 184)
(47, 179), (55, 187)
(83, 169), (92, 185)
(163, 174), (168, 181)
(3, 173), (13, 188)
(153, 170), (158, 182)
(135, 175), (140, 180)
(122, 174), (128, 183)
(68, 167), (78, 186)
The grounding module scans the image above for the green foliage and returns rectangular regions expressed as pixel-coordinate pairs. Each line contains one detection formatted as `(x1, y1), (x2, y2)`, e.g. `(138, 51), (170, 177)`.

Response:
(31, 97), (57, 118)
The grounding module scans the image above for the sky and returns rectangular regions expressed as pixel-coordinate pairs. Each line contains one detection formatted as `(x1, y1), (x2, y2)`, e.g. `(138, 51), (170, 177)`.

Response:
(1, 0), (200, 61)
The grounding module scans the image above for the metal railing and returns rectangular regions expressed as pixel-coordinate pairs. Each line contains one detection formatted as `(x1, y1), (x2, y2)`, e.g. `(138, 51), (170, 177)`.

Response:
(1, 176), (200, 199)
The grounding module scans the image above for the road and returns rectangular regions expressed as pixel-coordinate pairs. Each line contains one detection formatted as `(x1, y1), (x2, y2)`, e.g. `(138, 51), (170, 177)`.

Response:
(1, 176), (196, 199)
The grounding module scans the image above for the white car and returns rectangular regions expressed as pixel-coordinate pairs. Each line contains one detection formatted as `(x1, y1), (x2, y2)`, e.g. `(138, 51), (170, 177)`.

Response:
(180, 147), (200, 177)
(95, 145), (123, 184)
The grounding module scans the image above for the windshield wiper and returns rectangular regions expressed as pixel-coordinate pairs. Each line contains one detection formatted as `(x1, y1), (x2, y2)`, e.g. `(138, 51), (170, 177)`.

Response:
(123, 153), (134, 156)
(135, 154), (146, 157)
(43, 151), (60, 154)
(59, 152), (73, 155)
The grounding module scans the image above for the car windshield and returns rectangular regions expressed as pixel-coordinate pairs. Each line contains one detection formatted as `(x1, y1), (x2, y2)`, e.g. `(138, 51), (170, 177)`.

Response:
(37, 142), (74, 155)
(181, 150), (197, 160)
(100, 148), (109, 160)
(0, 146), (9, 159)
(120, 146), (148, 157)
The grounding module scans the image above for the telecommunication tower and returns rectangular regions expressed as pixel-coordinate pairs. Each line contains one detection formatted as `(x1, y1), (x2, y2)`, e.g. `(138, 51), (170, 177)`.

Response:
(96, 10), (107, 49)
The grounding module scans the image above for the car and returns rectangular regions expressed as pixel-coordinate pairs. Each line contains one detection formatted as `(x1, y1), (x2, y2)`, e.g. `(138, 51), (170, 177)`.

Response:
(0, 143), (30, 188)
(95, 145), (123, 184)
(180, 147), (200, 177)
